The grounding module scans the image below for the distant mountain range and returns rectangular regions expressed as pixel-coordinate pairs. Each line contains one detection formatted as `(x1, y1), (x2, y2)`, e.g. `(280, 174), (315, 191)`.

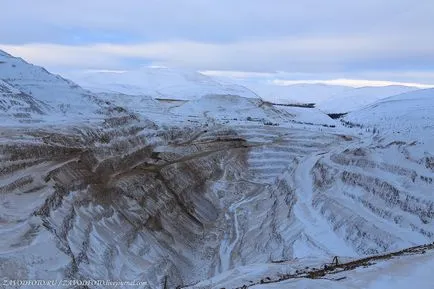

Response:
(66, 67), (423, 114)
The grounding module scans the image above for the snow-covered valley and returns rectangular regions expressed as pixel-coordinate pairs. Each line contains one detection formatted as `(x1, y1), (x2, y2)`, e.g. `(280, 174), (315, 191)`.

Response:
(1, 50), (433, 289)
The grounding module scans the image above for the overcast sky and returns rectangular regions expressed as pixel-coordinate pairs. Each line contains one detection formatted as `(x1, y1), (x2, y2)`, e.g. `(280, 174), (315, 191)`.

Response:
(1, 0), (434, 86)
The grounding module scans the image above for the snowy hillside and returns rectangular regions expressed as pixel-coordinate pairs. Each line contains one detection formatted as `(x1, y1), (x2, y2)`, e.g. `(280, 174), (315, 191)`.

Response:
(0, 79), (48, 121)
(188, 244), (434, 289)
(318, 85), (419, 113)
(65, 67), (258, 100)
(241, 82), (419, 113)
(95, 92), (167, 119)
(345, 88), (434, 148)
(0, 49), (116, 124)
(240, 82), (351, 104)
(66, 66), (421, 115)
(217, 79), (419, 113)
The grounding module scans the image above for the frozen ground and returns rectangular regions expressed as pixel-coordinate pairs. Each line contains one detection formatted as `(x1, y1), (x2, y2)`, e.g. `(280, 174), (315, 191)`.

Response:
(187, 244), (434, 289)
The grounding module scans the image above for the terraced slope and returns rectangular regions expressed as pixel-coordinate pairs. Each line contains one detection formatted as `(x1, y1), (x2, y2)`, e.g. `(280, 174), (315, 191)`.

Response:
(1, 50), (433, 289)
(0, 79), (47, 122)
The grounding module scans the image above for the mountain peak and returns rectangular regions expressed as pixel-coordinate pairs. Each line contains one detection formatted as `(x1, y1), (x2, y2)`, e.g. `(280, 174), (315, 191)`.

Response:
(0, 50), (110, 123)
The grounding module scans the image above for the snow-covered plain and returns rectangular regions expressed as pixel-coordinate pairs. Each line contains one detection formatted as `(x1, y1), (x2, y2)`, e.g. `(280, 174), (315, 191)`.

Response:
(1, 49), (433, 289)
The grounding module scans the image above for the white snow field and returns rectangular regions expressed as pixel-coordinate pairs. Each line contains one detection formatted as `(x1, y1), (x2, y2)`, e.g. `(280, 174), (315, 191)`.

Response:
(345, 88), (434, 148)
(318, 85), (419, 113)
(0, 49), (433, 288)
(237, 82), (351, 104)
(65, 67), (258, 100)
(187, 246), (434, 289)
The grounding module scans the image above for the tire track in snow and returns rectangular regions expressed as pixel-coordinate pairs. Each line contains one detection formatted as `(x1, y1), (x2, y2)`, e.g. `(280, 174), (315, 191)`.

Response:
(218, 187), (263, 274)
(292, 152), (356, 257)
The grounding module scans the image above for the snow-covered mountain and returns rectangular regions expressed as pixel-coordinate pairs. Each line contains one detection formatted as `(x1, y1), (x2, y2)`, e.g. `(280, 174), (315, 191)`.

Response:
(0, 50), (433, 289)
(0, 79), (47, 121)
(241, 82), (419, 113)
(345, 88), (434, 138)
(318, 85), (419, 113)
(210, 77), (421, 113)
(343, 88), (434, 163)
(0, 50), (116, 124)
(66, 66), (422, 115)
(240, 82), (351, 104)
(65, 67), (258, 100)
(171, 94), (336, 126)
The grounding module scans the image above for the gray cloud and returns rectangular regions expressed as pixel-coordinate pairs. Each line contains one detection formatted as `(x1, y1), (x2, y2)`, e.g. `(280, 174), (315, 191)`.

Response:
(2, 34), (433, 71)
(1, 0), (434, 82)
(2, 0), (433, 42)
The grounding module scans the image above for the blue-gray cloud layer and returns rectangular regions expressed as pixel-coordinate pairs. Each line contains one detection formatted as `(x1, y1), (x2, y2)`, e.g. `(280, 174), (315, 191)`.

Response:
(1, 0), (433, 79)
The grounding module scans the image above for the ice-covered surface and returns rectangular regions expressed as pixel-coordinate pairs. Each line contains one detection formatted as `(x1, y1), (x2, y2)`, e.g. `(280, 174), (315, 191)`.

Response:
(0, 50), (433, 288)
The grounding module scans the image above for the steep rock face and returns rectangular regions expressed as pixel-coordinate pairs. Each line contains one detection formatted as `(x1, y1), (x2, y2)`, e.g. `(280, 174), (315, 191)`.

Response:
(0, 116), (252, 288)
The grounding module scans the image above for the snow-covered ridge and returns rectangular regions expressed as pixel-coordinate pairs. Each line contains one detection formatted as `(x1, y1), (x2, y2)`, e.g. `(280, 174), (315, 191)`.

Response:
(0, 79), (48, 120)
(240, 82), (352, 104)
(318, 85), (419, 113)
(65, 67), (259, 100)
(209, 79), (421, 113)
(344, 88), (434, 149)
(66, 66), (424, 115)
(0, 49), (106, 122)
